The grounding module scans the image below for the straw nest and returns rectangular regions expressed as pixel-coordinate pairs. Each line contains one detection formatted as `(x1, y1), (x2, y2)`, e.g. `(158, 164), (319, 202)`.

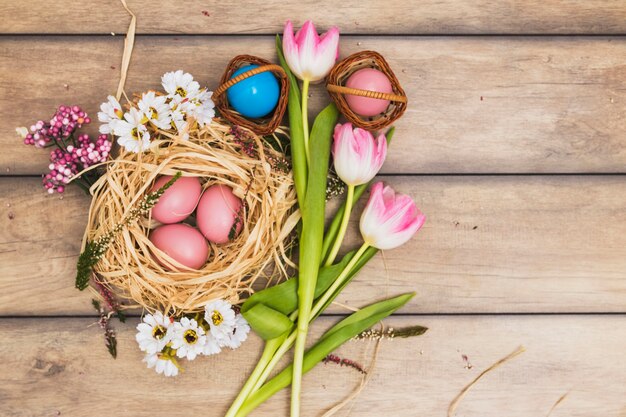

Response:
(83, 119), (299, 315)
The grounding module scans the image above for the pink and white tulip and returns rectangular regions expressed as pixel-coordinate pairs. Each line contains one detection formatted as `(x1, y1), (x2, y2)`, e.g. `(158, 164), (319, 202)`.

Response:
(282, 20), (340, 83)
(360, 182), (425, 250)
(332, 122), (387, 186)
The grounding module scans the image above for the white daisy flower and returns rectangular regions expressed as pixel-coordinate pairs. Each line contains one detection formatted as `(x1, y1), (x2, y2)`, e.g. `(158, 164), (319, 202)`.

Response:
(138, 91), (171, 130)
(143, 351), (180, 377)
(170, 317), (207, 361)
(187, 90), (215, 127)
(135, 312), (173, 354)
(170, 105), (190, 141)
(97, 95), (124, 134)
(162, 70), (200, 103)
(202, 333), (222, 356)
(204, 299), (237, 342)
(223, 314), (251, 349)
(115, 108), (151, 153)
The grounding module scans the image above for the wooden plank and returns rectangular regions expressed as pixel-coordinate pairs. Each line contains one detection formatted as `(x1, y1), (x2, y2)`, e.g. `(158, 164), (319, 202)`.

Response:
(1, 315), (624, 416)
(2, 175), (626, 316)
(3, 36), (626, 175)
(2, 1), (626, 35)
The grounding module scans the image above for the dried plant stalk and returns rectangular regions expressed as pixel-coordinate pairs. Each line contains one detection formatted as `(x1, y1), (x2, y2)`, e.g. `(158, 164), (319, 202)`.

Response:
(82, 119), (299, 315)
(448, 345), (526, 417)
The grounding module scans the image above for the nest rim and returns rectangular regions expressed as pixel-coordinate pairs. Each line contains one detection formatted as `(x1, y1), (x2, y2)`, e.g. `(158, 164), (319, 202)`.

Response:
(83, 120), (298, 315)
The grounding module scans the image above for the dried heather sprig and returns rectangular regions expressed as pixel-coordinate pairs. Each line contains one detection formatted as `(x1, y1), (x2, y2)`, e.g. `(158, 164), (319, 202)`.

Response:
(92, 299), (117, 359)
(93, 278), (126, 322)
(75, 172), (182, 290)
(230, 125), (259, 159)
(353, 325), (428, 341)
(322, 354), (367, 374)
(326, 168), (345, 201)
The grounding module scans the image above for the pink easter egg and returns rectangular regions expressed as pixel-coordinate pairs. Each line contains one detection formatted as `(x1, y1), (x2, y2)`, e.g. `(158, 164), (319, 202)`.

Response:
(196, 184), (243, 244)
(150, 223), (209, 270)
(151, 175), (202, 224)
(345, 68), (393, 117)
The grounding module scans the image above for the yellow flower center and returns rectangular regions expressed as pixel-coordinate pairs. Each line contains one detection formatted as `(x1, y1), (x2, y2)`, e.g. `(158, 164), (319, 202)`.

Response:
(184, 329), (198, 344)
(211, 311), (224, 326)
(152, 325), (166, 340)
(149, 107), (158, 119)
(130, 127), (140, 140)
(176, 87), (187, 97)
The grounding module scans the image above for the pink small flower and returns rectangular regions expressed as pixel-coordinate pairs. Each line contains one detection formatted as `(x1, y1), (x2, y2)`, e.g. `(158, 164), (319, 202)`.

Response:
(332, 122), (387, 186)
(360, 182), (425, 250)
(283, 20), (339, 82)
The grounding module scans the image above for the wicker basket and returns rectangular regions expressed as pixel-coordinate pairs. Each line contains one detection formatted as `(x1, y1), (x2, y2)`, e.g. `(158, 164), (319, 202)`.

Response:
(326, 51), (407, 131)
(214, 55), (289, 136)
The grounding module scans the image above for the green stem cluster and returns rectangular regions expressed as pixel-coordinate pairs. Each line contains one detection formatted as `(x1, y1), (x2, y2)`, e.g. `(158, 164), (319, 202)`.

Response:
(224, 38), (412, 417)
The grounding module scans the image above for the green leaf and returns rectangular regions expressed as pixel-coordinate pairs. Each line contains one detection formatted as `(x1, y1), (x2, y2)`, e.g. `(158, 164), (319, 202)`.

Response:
(235, 293), (415, 417)
(296, 102), (339, 313)
(242, 251), (354, 340)
(75, 241), (99, 290)
(276, 35), (306, 205)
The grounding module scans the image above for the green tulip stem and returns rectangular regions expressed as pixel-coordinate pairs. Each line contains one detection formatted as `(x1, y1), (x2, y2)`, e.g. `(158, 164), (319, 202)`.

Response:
(247, 242), (370, 395)
(251, 327), (297, 393)
(301, 79), (311, 164)
(223, 338), (282, 417)
(324, 184), (355, 266)
(312, 242), (369, 317)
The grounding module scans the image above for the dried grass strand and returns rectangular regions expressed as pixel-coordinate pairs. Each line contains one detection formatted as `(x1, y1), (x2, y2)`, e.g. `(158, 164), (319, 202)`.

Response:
(448, 345), (526, 417)
(322, 328), (383, 417)
(546, 391), (569, 417)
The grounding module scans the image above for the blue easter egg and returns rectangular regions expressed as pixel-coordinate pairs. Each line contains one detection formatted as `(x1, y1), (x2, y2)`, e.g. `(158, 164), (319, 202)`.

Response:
(226, 64), (280, 119)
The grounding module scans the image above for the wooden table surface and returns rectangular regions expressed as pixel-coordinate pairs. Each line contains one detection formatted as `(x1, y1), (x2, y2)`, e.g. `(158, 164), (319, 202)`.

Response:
(1, 1), (626, 416)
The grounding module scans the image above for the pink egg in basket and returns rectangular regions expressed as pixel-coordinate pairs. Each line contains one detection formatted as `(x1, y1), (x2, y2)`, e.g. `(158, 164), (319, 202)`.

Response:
(150, 223), (209, 270)
(345, 68), (393, 117)
(151, 175), (202, 224)
(196, 184), (243, 244)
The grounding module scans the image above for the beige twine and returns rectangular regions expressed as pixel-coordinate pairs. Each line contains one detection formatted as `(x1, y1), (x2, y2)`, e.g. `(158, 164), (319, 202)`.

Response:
(116, 0), (136, 101)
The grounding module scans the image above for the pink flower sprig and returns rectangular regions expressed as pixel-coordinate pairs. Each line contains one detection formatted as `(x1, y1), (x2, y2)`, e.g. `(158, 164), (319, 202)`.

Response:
(23, 105), (90, 148)
(42, 133), (111, 194)
(22, 105), (111, 194)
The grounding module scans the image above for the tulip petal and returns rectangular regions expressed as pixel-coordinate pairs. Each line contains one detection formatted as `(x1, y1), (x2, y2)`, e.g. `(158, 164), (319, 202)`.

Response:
(283, 20), (304, 80)
(295, 20), (320, 80)
(359, 182), (425, 250)
(282, 20), (339, 82)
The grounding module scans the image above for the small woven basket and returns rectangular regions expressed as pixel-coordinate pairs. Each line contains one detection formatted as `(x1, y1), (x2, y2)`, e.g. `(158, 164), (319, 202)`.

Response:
(326, 50), (407, 131)
(214, 55), (289, 136)
(83, 120), (299, 315)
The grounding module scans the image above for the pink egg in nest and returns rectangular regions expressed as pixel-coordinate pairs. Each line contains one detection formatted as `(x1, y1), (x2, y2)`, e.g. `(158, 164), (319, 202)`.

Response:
(151, 175), (202, 224)
(150, 223), (209, 270)
(196, 184), (243, 244)
(345, 68), (393, 117)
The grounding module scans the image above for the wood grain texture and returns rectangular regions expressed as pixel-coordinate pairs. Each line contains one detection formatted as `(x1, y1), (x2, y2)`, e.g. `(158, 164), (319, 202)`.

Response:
(3, 36), (626, 175)
(2, 176), (626, 316)
(2, 0), (626, 34)
(1, 315), (624, 417)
